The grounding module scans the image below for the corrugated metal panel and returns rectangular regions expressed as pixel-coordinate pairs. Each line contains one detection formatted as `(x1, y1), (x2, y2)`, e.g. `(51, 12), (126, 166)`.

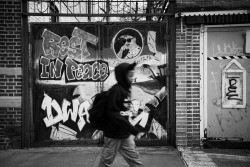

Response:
(176, 10), (249, 17)
(204, 13), (250, 24)
(178, 10), (250, 25)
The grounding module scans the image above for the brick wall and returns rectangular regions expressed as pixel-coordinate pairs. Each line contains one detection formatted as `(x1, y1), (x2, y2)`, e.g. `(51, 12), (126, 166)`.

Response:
(175, 19), (201, 147)
(0, 0), (22, 149)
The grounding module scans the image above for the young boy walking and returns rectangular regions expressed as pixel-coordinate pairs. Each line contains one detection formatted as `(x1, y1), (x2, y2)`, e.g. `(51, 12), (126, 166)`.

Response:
(98, 62), (144, 167)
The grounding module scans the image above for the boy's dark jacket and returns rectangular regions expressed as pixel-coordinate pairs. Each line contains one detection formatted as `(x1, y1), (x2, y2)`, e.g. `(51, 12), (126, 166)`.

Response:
(103, 62), (140, 139)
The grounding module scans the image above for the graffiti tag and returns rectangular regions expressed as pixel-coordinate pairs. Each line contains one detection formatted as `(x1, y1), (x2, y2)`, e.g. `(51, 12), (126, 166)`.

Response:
(42, 28), (98, 60)
(216, 109), (246, 132)
(213, 42), (242, 57)
(226, 78), (242, 101)
(40, 56), (109, 82)
(41, 93), (151, 131)
(40, 28), (109, 82)
(41, 93), (91, 131)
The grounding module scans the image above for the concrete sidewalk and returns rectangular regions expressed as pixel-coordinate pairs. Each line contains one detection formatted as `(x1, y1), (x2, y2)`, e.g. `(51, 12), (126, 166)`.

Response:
(178, 147), (250, 167)
(2, 146), (249, 167)
(0, 146), (185, 167)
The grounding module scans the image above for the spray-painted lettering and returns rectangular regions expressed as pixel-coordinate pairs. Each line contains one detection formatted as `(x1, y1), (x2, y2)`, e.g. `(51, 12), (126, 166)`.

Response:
(226, 78), (242, 101)
(39, 56), (109, 82)
(42, 28), (98, 60)
(41, 93), (91, 131)
(40, 28), (109, 82)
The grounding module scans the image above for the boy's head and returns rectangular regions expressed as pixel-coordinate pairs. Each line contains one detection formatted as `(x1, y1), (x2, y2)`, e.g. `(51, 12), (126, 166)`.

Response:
(115, 62), (136, 89)
(126, 69), (134, 85)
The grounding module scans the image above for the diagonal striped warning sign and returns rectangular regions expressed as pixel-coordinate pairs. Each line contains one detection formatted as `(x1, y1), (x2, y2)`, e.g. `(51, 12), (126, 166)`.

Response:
(207, 55), (250, 60)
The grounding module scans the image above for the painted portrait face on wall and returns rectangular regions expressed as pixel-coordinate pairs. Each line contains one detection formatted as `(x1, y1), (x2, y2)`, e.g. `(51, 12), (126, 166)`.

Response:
(112, 28), (143, 61)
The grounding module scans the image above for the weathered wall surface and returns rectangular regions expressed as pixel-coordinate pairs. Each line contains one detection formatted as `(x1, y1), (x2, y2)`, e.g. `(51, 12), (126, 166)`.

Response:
(206, 26), (250, 141)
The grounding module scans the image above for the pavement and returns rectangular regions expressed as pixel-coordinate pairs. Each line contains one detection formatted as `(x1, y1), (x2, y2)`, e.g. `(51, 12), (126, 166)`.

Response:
(0, 146), (250, 167)
(0, 146), (185, 167)
(179, 147), (250, 167)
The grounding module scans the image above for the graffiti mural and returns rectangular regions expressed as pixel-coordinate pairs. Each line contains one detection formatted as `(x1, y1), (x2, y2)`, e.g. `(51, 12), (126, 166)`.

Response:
(31, 23), (168, 143)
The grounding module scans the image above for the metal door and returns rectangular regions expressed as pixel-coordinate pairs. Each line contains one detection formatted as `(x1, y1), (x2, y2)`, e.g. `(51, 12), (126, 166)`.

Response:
(203, 25), (250, 141)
